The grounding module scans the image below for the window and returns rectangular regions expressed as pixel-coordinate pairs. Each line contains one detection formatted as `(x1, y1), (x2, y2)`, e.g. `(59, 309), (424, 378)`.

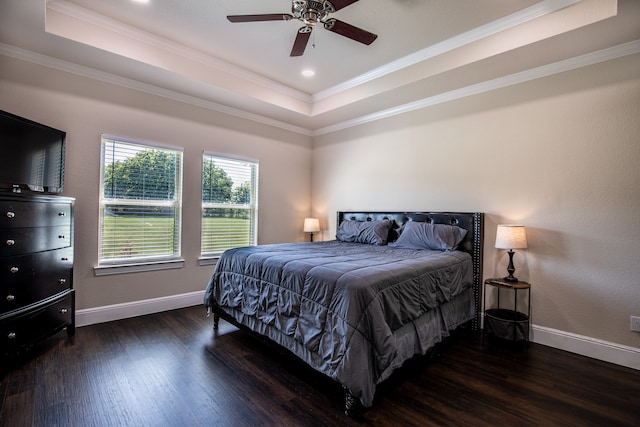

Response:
(201, 153), (258, 257)
(98, 136), (183, 267)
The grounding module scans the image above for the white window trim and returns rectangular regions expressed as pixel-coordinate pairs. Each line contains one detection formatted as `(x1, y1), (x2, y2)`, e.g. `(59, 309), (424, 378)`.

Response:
(98, 135), (184, 272)
(102, 134), (184, 152)
(202, 150), (257, 164)
(201, 153), (258, 257)
(94, 259), (185, 276)
(197, 256), (218, 266)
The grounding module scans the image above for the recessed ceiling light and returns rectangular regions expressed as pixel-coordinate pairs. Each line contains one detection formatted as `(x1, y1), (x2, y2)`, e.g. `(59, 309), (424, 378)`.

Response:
(131, 0), (150, 4)
(302, 69), (315, 77)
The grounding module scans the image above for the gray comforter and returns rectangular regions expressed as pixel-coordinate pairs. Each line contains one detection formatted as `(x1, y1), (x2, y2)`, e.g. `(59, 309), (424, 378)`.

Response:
(204, 240), (473, 407)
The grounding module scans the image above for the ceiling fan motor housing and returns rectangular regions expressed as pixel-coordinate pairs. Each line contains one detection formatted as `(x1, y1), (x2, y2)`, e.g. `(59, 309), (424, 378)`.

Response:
(292, 1), (335, 25)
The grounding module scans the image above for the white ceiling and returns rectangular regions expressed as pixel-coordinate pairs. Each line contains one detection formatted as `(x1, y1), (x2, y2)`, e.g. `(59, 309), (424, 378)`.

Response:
(1, 0), (639, 135)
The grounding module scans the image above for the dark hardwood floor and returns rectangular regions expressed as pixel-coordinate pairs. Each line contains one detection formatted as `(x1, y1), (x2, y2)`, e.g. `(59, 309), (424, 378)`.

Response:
(1, 305), (638, 427)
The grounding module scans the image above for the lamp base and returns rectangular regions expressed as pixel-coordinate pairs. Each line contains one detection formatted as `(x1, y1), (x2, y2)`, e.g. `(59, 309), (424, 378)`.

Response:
(502, 249), (519, 282)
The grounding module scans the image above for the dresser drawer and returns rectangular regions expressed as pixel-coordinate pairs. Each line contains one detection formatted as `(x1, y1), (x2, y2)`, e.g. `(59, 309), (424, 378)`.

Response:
(1, 247), (73, 313)
(0, 290), (74, 354)
(0, 200), (72, 228)
(0, 225), (71, 256)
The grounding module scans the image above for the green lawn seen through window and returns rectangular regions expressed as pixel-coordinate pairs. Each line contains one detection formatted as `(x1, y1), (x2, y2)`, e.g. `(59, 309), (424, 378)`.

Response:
(201, 216), (252, 254)
(101, 215), (251, 259)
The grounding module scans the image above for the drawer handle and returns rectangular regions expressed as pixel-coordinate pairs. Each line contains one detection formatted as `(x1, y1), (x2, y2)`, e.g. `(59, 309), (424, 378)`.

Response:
(61, 257), (69, 261)
(58, 212), (66, 216)
(6, 239), (15, 246)
(58, 278), (67, 285)
(6, 211), (15, 218)
(60, 308), (68, 314)
(10, 266), (19, 274)
(58, 235), (66, 239)
(7, 332), (16, 340)
(6, 294), (15, 302)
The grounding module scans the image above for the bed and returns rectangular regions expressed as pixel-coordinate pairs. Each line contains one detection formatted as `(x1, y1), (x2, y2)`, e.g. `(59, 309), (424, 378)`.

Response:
(204, 211), (484, 414)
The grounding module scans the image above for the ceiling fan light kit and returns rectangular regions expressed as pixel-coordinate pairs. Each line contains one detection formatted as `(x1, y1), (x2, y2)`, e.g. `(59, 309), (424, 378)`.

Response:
(227, 0), (377, 57)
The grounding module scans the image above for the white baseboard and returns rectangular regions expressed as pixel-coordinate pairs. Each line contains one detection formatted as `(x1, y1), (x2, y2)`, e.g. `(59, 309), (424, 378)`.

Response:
(77, 296), (640, 371)
(531, 324), (640, 371)
(75, 290), (205, 327)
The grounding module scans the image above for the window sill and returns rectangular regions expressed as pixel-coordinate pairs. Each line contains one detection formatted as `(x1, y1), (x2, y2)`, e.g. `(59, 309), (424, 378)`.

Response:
(94, 259), (185, 276)
(198, 256), (220, 266)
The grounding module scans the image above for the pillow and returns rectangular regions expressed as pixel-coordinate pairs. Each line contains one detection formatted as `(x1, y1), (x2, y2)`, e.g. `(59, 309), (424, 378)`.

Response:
(390, 221), (467, 251)
(336, 219), (393, 245)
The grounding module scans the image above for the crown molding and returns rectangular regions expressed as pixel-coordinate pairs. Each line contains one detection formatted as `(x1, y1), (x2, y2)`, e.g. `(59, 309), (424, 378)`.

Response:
(312, 40), (640, 136)
(0, 43), (313, 136)
(3, 40), (638, 137)
(3, 40), (637, 137)
(46, 0), (313, 104)
(313, 0), (583, 102)
(47, 0), (583, 106)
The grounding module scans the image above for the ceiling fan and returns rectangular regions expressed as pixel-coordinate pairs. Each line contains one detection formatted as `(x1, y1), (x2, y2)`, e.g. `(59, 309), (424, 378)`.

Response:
(227, 0), (378, 57)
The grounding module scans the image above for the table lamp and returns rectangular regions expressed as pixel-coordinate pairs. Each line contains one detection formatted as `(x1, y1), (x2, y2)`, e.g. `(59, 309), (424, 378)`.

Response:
(495, 224), (528, 282)
(303, 218), (320, 242)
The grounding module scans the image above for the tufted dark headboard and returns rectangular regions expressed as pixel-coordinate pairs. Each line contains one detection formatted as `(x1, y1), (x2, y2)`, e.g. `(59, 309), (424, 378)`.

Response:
(337, 211), (484, 330)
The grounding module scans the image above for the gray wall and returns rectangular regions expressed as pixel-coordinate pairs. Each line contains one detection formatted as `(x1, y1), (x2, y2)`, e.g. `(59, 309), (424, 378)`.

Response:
(312, 52), (640, 349)
(0, 55), (312, 310)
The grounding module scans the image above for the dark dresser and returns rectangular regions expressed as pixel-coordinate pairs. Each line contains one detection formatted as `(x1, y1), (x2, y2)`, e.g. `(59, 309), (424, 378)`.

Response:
(0, 193), (75, 356)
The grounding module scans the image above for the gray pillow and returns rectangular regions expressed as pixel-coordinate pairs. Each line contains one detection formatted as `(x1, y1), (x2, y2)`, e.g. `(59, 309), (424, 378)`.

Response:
(336, 219), (393, 245)
(390, 221), (467, 251)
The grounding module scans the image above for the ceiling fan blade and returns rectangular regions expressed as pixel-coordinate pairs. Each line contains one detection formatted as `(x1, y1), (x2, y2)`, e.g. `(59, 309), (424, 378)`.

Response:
(290, 27), (312, 57)
(227, 14), (293, 23)
(328, 0), (360, 12)
(323, 19), (377, 45)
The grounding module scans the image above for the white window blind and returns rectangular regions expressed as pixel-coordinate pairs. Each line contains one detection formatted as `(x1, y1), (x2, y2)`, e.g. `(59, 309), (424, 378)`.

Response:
(201, 154), (258, 256)
(99, 137), (183, 265)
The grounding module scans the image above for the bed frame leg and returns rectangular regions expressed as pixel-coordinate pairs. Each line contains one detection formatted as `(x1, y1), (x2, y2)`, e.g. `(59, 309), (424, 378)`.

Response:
(343, 387), (361, 416)
(213, 313), (220, 330)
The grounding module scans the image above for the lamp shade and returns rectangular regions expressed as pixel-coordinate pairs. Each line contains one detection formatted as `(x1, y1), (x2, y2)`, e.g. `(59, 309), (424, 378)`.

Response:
(303, 218), (320, 233)
(495, 225), (528, 249)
